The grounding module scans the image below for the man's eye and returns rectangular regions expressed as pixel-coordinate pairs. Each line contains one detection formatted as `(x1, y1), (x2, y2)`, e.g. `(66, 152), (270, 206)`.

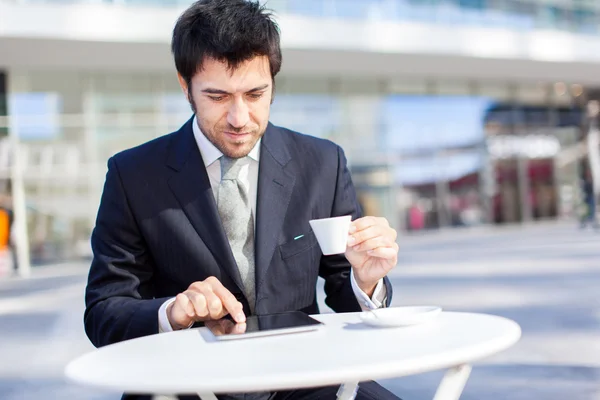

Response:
(248, 93), (263, 100)
(208, 96), (224, 102)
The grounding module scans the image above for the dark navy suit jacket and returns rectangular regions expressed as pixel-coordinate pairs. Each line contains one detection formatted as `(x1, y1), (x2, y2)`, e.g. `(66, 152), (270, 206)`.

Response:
(84, 118), (393, 399)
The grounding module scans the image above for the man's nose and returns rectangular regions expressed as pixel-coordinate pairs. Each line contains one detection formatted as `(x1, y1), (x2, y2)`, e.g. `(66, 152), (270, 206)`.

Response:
(227, 98), (250, 129)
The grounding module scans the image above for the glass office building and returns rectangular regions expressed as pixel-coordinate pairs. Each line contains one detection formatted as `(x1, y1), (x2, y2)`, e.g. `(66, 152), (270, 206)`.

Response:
(268, 0), (600, 35)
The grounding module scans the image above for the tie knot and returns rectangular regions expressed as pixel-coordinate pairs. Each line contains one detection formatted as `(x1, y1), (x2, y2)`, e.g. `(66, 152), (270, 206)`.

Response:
(220, 156), (247, 180)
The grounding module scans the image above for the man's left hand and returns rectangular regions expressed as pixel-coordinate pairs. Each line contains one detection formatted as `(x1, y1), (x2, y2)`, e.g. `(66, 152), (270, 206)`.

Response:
(345, 216), (399, 297)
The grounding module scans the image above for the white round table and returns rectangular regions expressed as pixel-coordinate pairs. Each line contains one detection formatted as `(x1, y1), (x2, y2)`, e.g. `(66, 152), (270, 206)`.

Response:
(66, 311), (521, 400)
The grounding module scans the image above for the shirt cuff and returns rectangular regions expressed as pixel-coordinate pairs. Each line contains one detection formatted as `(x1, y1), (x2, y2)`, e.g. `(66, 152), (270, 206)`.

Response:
(158, 297), (177, 333)
(350, 270), (387, 311)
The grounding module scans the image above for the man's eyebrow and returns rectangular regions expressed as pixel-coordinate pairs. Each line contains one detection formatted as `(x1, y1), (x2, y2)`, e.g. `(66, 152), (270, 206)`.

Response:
(246, 84), (269, 92)
(201, 84), (270, 95)
(201, 88), (230, 95)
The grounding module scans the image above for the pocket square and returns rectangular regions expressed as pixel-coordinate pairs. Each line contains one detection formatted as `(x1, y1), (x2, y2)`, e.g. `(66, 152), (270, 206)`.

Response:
(293, 234), (304, 240)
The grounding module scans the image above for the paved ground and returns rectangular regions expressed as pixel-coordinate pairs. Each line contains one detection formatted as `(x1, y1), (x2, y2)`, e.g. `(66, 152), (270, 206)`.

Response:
(0, 221), (599, 400)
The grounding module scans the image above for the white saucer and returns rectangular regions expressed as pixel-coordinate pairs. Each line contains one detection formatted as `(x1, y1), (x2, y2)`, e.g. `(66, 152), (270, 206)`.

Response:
(359, 306), (442, 328)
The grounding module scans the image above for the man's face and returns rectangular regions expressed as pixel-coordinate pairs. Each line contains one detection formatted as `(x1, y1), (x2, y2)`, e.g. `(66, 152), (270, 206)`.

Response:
(179, 56), (272, 159)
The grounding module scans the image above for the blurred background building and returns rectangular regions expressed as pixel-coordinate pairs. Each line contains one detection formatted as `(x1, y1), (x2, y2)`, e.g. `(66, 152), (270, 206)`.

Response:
(1, 0), (600, 269)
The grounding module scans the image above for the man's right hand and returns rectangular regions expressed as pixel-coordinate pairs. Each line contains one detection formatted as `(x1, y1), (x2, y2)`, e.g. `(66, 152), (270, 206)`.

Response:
(166, 276), (246, 330)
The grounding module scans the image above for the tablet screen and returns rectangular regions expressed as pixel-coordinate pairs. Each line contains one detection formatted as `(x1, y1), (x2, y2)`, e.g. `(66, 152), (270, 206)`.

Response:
(205, 311), (323, 340)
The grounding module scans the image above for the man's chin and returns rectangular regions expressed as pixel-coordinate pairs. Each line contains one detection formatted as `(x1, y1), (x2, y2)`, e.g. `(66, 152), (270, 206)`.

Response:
(221, 143), (255, 159)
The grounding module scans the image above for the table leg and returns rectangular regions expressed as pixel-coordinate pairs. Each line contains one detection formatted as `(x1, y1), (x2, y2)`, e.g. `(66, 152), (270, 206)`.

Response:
(432, 364), (472, 400)
(197, 393), (218, 400)
(337, 381), (359, 400)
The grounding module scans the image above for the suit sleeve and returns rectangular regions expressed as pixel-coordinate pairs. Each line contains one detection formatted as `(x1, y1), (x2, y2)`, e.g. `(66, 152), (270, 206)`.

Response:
(319, 146), (393, 313)
(84, 157), (169, 347)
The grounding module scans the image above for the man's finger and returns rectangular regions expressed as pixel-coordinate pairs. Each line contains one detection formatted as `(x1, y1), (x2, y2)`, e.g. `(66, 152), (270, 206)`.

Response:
(351, 216), (390, 231)
(211, 283), (246, 323)
(366, 246), (398, 261)
(186, 290), (208, 319)
(201, 289), (224, 319)
(348, 225), (384, 247)
(351, 236), (393, 253)
(167, 293), (195, 330)
(175, 293), (195, 318)
(349, 216), (376, 233)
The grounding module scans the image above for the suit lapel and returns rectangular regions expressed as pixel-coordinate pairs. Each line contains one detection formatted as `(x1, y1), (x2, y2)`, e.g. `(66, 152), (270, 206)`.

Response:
(166, 118), (244, 293)
(255, 123), (296, 295)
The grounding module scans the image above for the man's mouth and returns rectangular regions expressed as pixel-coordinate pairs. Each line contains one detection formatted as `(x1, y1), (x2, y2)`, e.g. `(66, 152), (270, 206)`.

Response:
(224, 131), (252, 141)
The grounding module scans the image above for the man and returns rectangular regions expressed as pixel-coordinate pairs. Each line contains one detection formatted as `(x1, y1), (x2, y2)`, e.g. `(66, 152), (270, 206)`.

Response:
(580, 170), (599, 230)
(84, 1), (401, 399)
(0, 193), (16, 276)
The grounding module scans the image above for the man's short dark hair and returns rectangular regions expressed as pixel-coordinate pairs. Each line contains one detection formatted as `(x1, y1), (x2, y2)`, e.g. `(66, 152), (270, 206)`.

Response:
(172, 0), (282, 88)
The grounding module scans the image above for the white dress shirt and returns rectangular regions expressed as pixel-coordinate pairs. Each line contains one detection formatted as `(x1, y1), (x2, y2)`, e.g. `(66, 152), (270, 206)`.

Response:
(158, 118), (386, 332)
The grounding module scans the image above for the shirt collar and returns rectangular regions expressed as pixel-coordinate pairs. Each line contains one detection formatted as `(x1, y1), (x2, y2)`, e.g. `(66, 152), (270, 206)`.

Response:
(192, 116), (261, 167)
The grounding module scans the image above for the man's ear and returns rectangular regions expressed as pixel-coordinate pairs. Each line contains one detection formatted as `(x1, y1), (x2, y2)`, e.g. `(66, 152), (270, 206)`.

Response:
(177, 73), (190, 101)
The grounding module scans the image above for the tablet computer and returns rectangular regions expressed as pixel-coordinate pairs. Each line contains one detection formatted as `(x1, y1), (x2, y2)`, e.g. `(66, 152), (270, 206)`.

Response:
(205, 311), (324, 341)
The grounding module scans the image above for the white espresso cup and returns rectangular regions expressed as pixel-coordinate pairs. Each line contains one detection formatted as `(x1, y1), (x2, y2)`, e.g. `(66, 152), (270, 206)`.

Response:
(309, 215), (352, 256)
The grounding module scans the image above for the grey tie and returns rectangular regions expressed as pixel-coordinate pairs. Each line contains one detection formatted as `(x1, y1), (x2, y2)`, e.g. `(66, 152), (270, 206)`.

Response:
(217, 156), (255, 312)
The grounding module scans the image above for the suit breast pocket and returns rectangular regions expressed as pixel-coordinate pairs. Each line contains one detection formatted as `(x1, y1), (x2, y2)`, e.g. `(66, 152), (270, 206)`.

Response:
(279, 231), (318, 260)
(275, 231), (320, 309)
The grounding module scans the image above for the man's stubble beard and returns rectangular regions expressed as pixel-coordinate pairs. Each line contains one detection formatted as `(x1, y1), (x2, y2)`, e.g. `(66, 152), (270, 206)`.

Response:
(190, 96), (265, 159)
